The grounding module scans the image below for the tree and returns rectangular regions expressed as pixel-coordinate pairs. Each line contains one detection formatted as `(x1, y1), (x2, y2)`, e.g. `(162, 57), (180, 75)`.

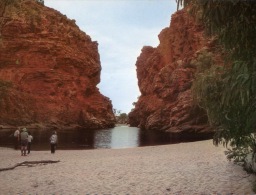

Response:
(113, 108), (121, 116)
(180, 0), (256, 162)
(117, 113), (128, 124)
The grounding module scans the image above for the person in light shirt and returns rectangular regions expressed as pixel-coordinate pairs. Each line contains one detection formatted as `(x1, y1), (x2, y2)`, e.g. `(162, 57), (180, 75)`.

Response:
(50, 131), (58, 153)
(27, 131), (33, 154)
(13, 128), (20, 150)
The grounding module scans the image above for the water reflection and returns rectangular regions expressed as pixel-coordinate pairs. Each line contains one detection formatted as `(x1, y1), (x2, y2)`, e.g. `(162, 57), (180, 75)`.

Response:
(94, 129), (111, 149)
(0, 126), (212, 150)
(109, 127), (139, 149)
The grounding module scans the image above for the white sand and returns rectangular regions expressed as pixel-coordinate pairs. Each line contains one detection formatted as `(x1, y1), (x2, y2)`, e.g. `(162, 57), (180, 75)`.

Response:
(0, 139), (255, 195)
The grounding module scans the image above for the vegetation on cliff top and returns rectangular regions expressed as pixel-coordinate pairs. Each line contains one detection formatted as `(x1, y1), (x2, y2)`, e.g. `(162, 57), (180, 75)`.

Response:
(36, 0), (44, 5)
(178, 0), (256, 163)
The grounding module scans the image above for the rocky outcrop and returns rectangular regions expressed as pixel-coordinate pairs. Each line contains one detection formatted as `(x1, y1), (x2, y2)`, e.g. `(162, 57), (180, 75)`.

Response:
(129, 8), (218, 137)
(0, 0), (115, 129)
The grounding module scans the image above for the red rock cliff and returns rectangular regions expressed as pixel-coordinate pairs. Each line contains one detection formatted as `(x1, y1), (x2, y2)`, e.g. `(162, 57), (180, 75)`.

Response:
(0, 0), (115, 129)
(129, 8), (219, 137)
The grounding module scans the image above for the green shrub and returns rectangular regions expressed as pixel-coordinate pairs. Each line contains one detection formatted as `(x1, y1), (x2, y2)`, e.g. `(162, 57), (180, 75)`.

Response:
(0, 80), (13, 99)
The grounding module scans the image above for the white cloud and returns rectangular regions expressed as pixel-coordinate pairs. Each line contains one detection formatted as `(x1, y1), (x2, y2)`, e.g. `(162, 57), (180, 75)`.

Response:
(44, 0), (177, 113)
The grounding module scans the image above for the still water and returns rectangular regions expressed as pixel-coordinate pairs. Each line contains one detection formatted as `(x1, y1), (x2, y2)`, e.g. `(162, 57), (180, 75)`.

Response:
(0, 126), (210, 151)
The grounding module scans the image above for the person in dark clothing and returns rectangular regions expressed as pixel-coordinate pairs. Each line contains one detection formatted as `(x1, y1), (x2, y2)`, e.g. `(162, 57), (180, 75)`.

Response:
(20, 128), (28, 156)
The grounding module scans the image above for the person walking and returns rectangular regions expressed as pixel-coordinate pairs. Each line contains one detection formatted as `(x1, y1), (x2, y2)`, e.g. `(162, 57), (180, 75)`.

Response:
(50, 131), (58, 153)
(27, 131), (33, 154)
(20, 128), (28, 156)
(13, 128), (20, 150)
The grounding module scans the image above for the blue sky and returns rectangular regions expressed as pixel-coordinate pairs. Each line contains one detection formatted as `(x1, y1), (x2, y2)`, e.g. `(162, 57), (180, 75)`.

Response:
(44, 0), (177, 114)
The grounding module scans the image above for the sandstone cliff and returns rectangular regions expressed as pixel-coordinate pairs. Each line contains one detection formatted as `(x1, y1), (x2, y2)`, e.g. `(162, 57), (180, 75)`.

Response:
(0, 0), (115, 129)
(129, 8), (219, 137)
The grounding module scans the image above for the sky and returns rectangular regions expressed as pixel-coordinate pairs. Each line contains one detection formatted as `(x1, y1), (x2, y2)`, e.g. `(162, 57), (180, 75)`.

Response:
(44, 0), (177, 114)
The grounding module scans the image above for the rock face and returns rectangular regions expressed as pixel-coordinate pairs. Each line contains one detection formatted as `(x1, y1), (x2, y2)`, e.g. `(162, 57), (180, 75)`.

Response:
(0, 0), (115, 129)
(129, 9), (217, 137)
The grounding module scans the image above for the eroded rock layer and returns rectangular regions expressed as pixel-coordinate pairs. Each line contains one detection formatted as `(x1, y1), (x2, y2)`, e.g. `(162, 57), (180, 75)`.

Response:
(0, 0), (115, 129)
(129, 9), (218, 137)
